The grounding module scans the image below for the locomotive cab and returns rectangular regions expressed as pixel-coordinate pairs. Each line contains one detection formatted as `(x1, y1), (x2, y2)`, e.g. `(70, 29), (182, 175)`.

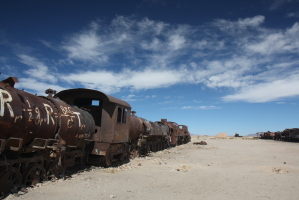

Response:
(56, 88), (131, 166)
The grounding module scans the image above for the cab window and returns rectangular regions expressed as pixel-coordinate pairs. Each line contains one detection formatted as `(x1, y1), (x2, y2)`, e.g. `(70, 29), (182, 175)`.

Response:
(117, 107), (127, 124)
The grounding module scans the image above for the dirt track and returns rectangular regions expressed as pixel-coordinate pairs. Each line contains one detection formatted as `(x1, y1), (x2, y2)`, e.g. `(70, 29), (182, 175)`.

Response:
(5, 136), (299, 200)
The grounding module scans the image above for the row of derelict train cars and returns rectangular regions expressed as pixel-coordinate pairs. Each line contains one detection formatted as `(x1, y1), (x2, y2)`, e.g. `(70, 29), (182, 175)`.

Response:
(259, 128), (299, 141)
(0, 77), (191, 195)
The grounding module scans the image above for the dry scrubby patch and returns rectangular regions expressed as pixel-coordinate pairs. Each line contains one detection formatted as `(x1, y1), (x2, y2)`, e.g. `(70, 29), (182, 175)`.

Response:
(272, 168), (289, 174)
(192, 146), (219, 149)
(176, 164), (191, 172)
(103, 152), (172, 173)
(103, 163), (133, 173)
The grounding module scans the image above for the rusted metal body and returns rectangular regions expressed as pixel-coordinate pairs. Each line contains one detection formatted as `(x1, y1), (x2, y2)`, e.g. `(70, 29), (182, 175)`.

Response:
(234, 133), (243, 137)
(178, 125), (191, 144)
(129, 113), (148, 156)
(0, 77), (94, 150)
(288, 128), (299, 140)
(260, 128), (299, 142)
(193, 141), (207, 145)
(129, 113), (154, 141)
(269, 132), (275, 139)
(261, 131), (275, 139)
(149, 121), (169, 136)
(129, 113), (144, 141)
(280, 129), (290, 140)
(56, 88), (130, 144)
(56, 88), (131, 166)
(129, 113), (171, 155)
(274, 131), (282, 140)
(0, 77), (96, 193)
(280, 128), (299, 141)
(0, 77), (57, 149)
(162, 119), (180, 147)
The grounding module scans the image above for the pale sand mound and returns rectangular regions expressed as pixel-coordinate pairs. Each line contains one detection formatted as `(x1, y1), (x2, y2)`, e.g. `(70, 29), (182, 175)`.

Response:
(215, 132), (227, 138)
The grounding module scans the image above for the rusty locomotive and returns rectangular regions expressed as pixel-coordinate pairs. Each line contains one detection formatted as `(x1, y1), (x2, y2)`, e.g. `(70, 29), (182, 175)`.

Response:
(0, 77), (191, 194)
(260, 128), (299, 141)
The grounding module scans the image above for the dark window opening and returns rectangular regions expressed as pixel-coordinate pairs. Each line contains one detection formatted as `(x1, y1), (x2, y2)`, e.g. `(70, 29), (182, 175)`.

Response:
(117, 107), (122, 123)
(73, 98), (102, 126)
(122, 109), (127, 123)
(117, 107), (127, 124)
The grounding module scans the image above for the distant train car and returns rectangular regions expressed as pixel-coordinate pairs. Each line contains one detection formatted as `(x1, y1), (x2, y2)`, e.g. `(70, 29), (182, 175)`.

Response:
(273, 131), (282, 140)
(178, 125), (191, 144)
(261, 131), (275, 139)
(129, 113), (171, 156)
(288, 128), (299, 140)
(162, 119), (180, 147)
(260, 128), (299, 142)
(280, 128), (299, 141)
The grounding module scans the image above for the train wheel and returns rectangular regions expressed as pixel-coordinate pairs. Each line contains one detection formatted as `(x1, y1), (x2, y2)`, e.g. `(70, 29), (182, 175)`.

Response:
(153, 142), (158, 152)
(0, 167), (21, 194)
(104, 150), (113, 167)
(150, 142), (155, 152)
(159, 142), (162, 151)
(156, 143), (159, 151)
(22, 164), (46, 187)
(157, 143), (160, 151)
(46, 162), (61, 181)
(130, 149), (139, 159)
(148, 143), (152, 153)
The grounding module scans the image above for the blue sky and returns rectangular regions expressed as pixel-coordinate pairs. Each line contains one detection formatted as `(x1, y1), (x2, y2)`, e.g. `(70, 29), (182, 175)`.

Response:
(1, 0), (299, 136)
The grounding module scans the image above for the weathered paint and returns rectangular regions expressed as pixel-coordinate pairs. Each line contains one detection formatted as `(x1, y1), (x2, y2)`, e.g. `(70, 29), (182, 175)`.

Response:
(0, 77), (95, 150)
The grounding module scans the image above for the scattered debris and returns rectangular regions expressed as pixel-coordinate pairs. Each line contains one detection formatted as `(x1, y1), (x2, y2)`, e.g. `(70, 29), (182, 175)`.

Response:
(272, 168), (288, 174)
(175, 164), (191, 172)
(193, 141), (207, 145)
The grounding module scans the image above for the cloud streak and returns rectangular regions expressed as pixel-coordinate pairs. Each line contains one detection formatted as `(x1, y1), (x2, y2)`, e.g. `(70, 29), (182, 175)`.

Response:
(182, 106), (221, 110)
(4, 15), (299, 103)
(60, 67), (186, 93)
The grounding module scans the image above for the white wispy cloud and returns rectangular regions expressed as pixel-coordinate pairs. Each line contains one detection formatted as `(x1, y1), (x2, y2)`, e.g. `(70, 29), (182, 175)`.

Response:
(18, 55), (57, 83)
(277, 102), (286, 104)
(182, 106), (221, 110)
(287, 12), (299, 18)
(212, 15), (265, 32)
(121, 94), (139, 102)
(269, 0), (295, 10)
(246, 23), (299, 55)
(146, 95), (156, 98)
(8, 15), (299, 103)
(17, 78), (66, 95)
(222, 74), (299, 102)
(60, 67), (186, 93)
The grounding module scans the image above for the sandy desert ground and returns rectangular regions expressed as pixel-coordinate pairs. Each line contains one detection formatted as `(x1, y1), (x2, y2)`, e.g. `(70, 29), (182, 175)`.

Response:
(4, 136), (299, 200)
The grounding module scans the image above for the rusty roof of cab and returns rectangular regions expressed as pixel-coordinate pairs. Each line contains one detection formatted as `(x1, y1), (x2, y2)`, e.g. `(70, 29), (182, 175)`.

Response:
(55, 88), (131, 109)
